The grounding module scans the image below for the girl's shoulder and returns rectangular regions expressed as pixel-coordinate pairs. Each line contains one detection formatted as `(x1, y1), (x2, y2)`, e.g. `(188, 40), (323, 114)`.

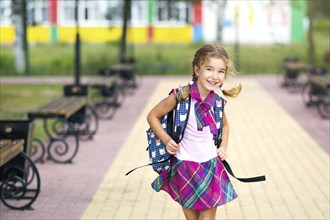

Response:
(214, 92), (228, 106)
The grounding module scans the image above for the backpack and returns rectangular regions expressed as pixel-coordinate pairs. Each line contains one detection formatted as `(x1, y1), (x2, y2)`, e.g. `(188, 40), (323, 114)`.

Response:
(125, 88), (223, 173)
(126, 88), (266, 183)
(146, 90), (224, 174)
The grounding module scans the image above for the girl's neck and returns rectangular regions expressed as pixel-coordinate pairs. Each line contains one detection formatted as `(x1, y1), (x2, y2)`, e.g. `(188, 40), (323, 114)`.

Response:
(196, 82), (211, 101)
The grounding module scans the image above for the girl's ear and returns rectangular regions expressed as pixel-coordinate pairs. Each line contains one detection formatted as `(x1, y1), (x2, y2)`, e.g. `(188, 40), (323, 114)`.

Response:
(194, 65), (199, 76)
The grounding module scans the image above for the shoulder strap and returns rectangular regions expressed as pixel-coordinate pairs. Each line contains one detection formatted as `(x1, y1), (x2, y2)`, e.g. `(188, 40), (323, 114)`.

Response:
(171, 86), (191, 143)
(173, 95), (191, 143)
(214, 95), (223, 147)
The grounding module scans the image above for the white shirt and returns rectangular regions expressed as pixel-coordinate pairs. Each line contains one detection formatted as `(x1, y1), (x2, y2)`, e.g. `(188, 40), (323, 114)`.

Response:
(175, 99), (218, 162)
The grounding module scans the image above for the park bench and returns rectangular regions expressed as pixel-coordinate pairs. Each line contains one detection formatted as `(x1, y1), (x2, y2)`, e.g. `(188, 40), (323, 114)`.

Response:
(281, 57), (311, 88)
(99, 60), (138, 91)
(28, 96), (88, 163)
(81, 75), (123, 119)
(63, 85), (99, 139)
(301, 67), (330, 119)
(0, 120), (40, 210)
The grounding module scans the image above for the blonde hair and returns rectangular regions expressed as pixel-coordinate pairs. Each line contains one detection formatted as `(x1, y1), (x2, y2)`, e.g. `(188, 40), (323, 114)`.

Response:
(178, 44), (242, 102)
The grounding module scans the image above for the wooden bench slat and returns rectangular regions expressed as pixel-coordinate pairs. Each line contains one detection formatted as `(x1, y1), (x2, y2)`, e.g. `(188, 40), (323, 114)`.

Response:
(110, 64), (134, 71)
(0, 139), (24, 167)
(308, 74), (330, 88)
(0, 139), (11, 150)
(82, 76), (119, 87)
(28, 97), (87, 119)
(284, 62), (311, 71)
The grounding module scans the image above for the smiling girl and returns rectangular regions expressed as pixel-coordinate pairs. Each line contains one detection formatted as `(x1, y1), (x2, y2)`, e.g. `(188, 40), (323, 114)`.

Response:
(147, 44), (241, 220)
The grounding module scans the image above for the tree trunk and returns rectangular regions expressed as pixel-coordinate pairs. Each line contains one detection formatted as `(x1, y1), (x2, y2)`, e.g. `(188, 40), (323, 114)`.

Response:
(119, 0), (131, 62)
(12, 0), (29, 75)
(215, 0), (227, 44)
(307, 0), (315, 65)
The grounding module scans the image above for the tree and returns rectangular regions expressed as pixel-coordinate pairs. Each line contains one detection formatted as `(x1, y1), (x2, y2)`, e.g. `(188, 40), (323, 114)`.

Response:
(11, 0), (29, 75)
(119, 0), (131, 62)
(305, 0), (330, 65)
(307, 0), (315, 65)
(215, 0), (228, 44)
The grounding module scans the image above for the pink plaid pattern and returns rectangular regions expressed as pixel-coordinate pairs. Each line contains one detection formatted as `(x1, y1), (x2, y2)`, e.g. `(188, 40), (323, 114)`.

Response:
(151, 157), (238, 210)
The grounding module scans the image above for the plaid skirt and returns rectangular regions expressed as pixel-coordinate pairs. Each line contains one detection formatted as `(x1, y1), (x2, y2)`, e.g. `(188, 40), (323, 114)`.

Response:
(151, 156), (237, 211)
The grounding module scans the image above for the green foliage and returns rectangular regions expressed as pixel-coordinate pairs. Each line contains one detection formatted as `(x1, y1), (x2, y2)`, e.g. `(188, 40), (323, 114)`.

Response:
(313, 19), (330, 33)
(0, 48), (17, 75)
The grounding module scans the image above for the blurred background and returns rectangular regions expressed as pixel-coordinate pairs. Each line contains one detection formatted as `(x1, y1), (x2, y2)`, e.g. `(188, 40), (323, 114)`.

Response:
(0, 0), (329, 77)
(0, 0), (329, 121)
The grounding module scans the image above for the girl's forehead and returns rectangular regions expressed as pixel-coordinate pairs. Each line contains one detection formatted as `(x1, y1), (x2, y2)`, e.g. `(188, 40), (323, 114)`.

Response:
(203, 56), (226, 66)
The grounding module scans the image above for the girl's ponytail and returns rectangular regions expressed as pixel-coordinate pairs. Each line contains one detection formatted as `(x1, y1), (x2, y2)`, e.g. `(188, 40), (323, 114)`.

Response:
(177, 83), (191, 103)
(222, 83), (242, 98)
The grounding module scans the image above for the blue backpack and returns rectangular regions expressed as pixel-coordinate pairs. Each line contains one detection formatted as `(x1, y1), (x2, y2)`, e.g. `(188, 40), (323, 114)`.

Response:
(126, 88), (224, 174)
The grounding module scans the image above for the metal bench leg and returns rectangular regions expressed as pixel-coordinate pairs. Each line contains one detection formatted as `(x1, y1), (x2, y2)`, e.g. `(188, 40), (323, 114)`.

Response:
(0, 153), (40, 210)
(43, 119), (80, 164)
(30, 138), (46, 163)
(69, 104), (99, 141)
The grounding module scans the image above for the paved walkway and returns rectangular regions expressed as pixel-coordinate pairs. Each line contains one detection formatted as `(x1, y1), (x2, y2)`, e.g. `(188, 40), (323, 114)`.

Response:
(0, 75), (329, 220)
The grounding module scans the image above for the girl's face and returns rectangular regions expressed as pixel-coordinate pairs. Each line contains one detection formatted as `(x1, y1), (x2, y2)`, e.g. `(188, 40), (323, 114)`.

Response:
(194, 56), (226, 97)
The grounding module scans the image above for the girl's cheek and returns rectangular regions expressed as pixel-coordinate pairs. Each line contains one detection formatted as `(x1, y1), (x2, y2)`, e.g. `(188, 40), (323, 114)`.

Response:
(220, 74), (225, 81)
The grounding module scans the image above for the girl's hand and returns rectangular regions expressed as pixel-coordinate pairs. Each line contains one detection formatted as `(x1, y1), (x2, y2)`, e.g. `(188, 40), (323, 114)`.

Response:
(217, 147), (227, 161)
(166, 139), (179, 155)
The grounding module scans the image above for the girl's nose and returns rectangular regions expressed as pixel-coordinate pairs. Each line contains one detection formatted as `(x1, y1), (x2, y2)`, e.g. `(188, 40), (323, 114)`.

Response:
(212, 71), (219, 79)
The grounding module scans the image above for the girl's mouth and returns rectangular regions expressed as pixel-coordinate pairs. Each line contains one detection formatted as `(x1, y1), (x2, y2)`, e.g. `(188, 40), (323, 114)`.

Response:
(207, 80), (219, 85)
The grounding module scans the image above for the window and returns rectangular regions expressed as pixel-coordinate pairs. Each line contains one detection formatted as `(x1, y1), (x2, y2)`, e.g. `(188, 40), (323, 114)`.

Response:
(27, 0), (49, 25)
(0, 0), (12, 26)
(61, 0), (76, 24)
(105, 1), (123, 25)
(155, 0), (191, 25)
(131, 0), (147, 25)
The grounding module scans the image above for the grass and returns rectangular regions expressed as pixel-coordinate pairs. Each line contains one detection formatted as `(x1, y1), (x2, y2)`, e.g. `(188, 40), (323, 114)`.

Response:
(0, 84), (62, 118)
(0, 84), (63, 140)
(1, 40), (328, 77)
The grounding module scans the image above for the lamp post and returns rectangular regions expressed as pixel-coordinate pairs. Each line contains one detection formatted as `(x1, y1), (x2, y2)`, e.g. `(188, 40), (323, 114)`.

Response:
(74, 0), (80, 85)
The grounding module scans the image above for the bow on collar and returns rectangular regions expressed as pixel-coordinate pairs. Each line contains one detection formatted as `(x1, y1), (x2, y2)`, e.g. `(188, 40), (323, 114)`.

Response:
(189, 82), (218, 138)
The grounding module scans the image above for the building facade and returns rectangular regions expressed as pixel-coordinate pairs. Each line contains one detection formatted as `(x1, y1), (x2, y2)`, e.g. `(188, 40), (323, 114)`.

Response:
(0, 0), (307, 44)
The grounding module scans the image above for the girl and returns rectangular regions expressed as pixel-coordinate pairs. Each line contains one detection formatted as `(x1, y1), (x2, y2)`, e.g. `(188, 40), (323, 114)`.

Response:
(147, 44), (241, 220)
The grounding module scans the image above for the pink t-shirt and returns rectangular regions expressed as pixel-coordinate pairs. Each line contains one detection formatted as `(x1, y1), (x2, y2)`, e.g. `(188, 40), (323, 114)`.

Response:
(175, 99), (218, 162)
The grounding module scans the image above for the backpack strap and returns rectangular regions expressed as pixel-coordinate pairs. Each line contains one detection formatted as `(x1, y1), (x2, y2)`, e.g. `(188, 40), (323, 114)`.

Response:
(125, 156), (172, 176)
(173, 95), (191, 143)
(215, 95), (266, 183)
(222, 160), (266, 182)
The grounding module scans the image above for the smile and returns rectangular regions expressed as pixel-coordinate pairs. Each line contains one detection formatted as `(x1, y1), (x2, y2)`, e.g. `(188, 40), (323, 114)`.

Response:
(207, 80), (219, 85)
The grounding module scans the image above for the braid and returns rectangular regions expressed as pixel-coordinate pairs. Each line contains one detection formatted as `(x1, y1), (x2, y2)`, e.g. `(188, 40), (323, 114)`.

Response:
(222, 83), (242, 98)
(177, 83), (191, 103)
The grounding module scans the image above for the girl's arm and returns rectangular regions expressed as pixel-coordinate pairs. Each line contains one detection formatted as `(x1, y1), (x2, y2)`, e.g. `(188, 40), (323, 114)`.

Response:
(217, 110), (229, 161)
(146, 93), (179, 154)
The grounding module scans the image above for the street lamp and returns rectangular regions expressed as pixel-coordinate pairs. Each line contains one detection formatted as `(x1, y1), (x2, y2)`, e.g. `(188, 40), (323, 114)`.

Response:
(74, 0), (80, 85)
